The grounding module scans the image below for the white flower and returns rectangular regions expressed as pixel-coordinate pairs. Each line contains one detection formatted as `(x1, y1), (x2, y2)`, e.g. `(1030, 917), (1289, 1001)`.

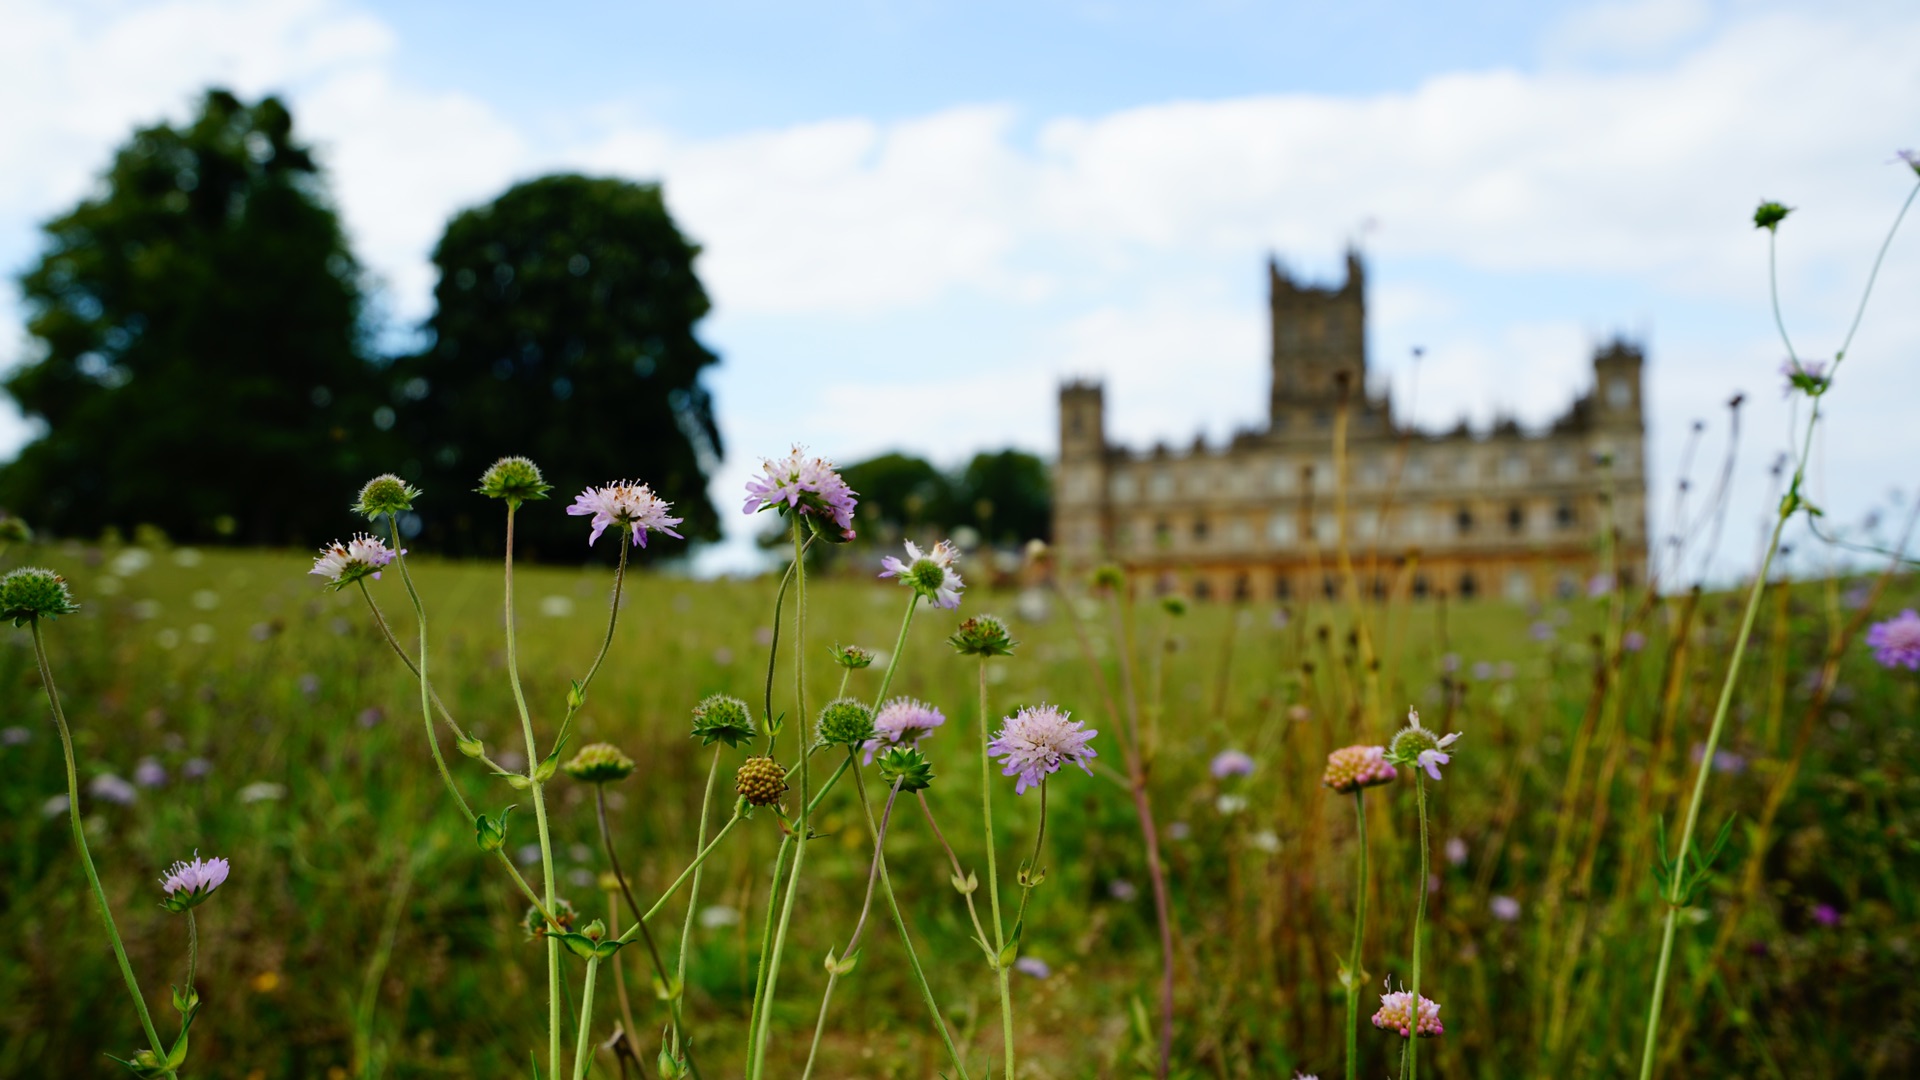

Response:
(308, 534), (396, 590)
(879, 540), (965, 609)
(567, 481), (683, 547)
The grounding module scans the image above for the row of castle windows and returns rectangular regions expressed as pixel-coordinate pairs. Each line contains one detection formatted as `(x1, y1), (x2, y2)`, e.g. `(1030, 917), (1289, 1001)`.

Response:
(1104, 446), (1629, 504)
(1124, 500), (1581, 553)
(1161, 566), (1630, 604)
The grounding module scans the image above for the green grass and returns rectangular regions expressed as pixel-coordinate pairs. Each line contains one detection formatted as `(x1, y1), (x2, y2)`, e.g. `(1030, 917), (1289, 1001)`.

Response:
(1, 539), (1916, 1078)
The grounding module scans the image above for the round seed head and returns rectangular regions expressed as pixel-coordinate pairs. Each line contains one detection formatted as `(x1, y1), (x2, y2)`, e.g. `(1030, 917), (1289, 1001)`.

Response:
(563, 742), (636, 784)
(354, 474), (420, 520)
(949, 614), (1017, 657)
(877, 746), (935, 793)
(0, 567), (78, 625)
(830, 644), (876, 669)
(477, 456), (552, 504)
(690, 693), (756, 748)
(816, 697), (876, 749)
(735, 756), (789, 807)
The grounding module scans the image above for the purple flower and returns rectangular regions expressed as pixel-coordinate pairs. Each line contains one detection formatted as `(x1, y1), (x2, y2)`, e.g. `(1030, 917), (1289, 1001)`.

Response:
(743, 446), (859, 541)
(1866, 609), (1920, 670)
(309, 533), (396, 590)
(1386, 709), (1461, 782)
(1490, 895), (1521, 922)
(1108, 879), (1138, 902)
(1780, 358), (1829, 398)
(356, 706), (384, 728)
(133, 757), (167, 788)
(1587, 573), (1613, 598)
(1812, 903), (1841, 927)
(987, 704), (1097, 794)
(567, 481), (683, 547)
(182, 757), (212, 780)
(1372, 987), (1444, 1039)
(1, 726), (29, 746)
(159, 853), (230, 912)
(1440, 652), (1460, 674)
(862, 697), (946, 764)
(1210, 749), (1255, 779)
(879, 540), (964, 609)
(1444, 837), (1468, 866)
(1623, 630), (1647, 653)
(1013, 956), (1051, 979)
(1898, 149), (1920, 174)
(1529, 621), (1554, 643)
(1322, 745), (1395, 793)
(88, 773), (137, 806)
(1471, 661), (1494, 681)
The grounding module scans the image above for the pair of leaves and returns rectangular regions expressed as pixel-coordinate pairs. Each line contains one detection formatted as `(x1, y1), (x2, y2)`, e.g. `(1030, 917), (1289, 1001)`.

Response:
(1652, 813), (1738, 907)
(823, 946), (861, 976)
(556, 919), (627, 961)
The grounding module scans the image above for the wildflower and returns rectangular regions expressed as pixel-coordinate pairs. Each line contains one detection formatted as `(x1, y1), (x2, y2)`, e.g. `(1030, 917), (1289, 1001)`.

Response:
(949, 614), (1016, 656)
(880, 540), (964, 609)
(1386, 709), (1461, 782)
(699, 904), (740, 929)
(690, 694), (756, 748)
(735, 756), (789, 807)
(1286, 704), (1312, 723)
(743, 446), (859, 541)
(89, 773), (137, 806)
(1898, 149), (1919, 176)
(563, 742), (636, 784)
(476, 456), (552, 504)
(1529, 620), (1554, 643)
(1211, 749), (1255, 779)
(1089, 564), (1126, 591)
(1587, 573), (1612, 598)
(1248, 830), (1281, 853)
(1752, 201), (1792, 231)
(830, 643), (875, 669)
(816, 697), (877, 749)
(876, 745), (935, 793)
(1623, 630), (1647, 653)
(354, 474), (419, 520)
(1, 726), (28, 746)
(133, 758), (167, 788)
(567, 481), (683, 548)
(308, 534), (396, 590)
(1444, 837), (1469, 866)
(1812, 902), (1841, 927)
(1490, 895), (1521, 922)
(987, 704), (1098, 794)
(42, 794), (69, 818)
(1215, 793), (1248, 815)
(864, 697), (945, 763)
(0, 567), (79, 625)
(1322, 745), (1395, 793)
(1108, 879), (1138, 902)
(182, 757), (211, 780)
(1013, 956), (1051, 979)
(1372, 987), (1444, 1038)
(1866, 609), (1920, 670)
(1780, 358), (1829, 398)
(159, 853), (230, 913)
(1167, 821), (1192, 840)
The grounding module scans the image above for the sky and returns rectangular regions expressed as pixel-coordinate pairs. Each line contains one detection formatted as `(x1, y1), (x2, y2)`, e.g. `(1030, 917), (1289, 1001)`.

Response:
(1, 0), (1917, 578)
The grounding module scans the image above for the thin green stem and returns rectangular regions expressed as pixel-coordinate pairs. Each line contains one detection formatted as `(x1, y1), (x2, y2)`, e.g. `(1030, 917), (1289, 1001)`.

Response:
(976, 657), (1014, 1077)
(1835, 177), (1920, 362)
(1012, 780), (1049, 930)
(185, 910), (198, 1003)
(871, 593), (918, 708)
(673, 750), (725, 1061)
(917, 793), (994, 960)
(597, 787), (687, 1065)
(572, 955), (602, 1080)
(30, 619), (174, 1076)
(618, 809), (747, 936)
(1346, 791), (1368, 1080)
(1767, 230), (1798, 364)
(355, 580), (510, 774)
(1407, 775), (1430, 1080)
(802, 776), (903, 1080)
(386, 519), (475, 825)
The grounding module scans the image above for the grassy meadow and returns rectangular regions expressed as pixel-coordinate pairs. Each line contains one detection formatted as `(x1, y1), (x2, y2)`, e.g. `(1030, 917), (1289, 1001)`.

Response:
(0, 535), (1916, 1078)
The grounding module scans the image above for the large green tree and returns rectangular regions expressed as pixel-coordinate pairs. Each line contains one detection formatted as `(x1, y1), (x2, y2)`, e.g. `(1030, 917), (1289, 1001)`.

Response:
(391, 174), (722, 559)
(2, 89), (381, 544)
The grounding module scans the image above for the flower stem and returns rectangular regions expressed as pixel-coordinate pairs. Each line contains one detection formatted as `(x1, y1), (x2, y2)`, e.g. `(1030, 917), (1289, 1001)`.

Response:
(597, 786), (689, 1067)
(1404, 776), (1430, 1080)
(185, 909), (198, 1003)
(1346, 791), (1368, 1080)
(917, 793), (994, 953)
(802, 775), (903, 1080)
(1012, 780), (1049, 930)
(673, 749), (724, 1062)
(976, 657), (1015, 1077)
(571, 955), (602, 1080)
(355, 580), (510, 774)
(555, 532), (631, 752)
(30, 619), (174, 1077)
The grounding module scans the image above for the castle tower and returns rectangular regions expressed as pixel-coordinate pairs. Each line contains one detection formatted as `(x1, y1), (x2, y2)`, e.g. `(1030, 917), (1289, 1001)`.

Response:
(1054, 381), (1109, 566)
(1269, 248), (1368, 423)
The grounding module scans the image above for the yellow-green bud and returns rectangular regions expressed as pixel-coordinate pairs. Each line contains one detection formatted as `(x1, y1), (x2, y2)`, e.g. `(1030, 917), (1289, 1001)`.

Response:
(949, 614), (1016, 657)
(476, 456), (551, 504)
(563, 742), (635, 784)
(816, 697), (876, 749)
(354, 473), (420, 520)
(0, 567), (78, 626)
(829, 643), (875, 669)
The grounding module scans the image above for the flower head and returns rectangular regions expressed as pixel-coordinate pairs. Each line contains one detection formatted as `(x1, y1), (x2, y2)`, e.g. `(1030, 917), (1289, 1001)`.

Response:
(1372, 987), (1444, 1038)
(524, 897), (578, 940)
(1753, 201), (1792, 231)
(159, 853), (230, 913)
(309, 534), (396, 591)
(735, 756), (788, 807)
(987, 704), (1097, 794)
(743, 446), (859, 542)
(690, 693), (756, 748)
(1781, 357), (1830, 398)
(876, 745), (935, 793)
(863, 697), (946, 763)
(354, 474), (419, 520)
(1490, 895), (1522, 922)
(0, 567), (78, 625)
(1866, 609), (1920, 670)
(949, 614), (1016, 656)
(477, 456), (552, 504)
(563, 742), (636, 784)
(567, 481), (683, 548)
(1013, 956), (1051, 979)
(880, 540), (964, 609)
(1386, 709), (1461, 782)
(1210, 749), (1255, 779)
(1322, 745), (1396, 793)
(816, 697), (877, 749)
(1623, 630), (1647, 653)
(0, 515), (33, 544)
(89, 773), (137, 806)
(1898, 149), (1919, 176)
(829, 644), (875, 669)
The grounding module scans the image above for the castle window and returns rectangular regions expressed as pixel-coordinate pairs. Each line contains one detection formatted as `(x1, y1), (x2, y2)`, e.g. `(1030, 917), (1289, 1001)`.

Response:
(1322, 576), (1338, 599)
(1233, 574), (1251, 601)
(1193, 517), (1210, 544)
(1194, 578), (1212, 601)
(1502, 453), (1528, 483)
(1608, 377), (1632, 409)
(1154, 518), (1172, 547)
(1315, 513), (1335, 543)
(1459, 572), (1478, 599)
(1150, 471), (1174, 501)
(1456, 507), (1474, 535)
(1110, 473), (1138, 501)
(1228, 518), (1253, 550)
(1552, 450), (1576, 478)
(1314, 410), (1330, 429)
(1274, 576), (1292, 601)
(1412, 574), (1430, 599)
(1406, 455), (1430, 486)
(1505, 570), (1532, 602)
(1556, 502), (1575, 529)
(1506, 504), (1524, 534)
(1269, 464), (1295, 493)
(1267, 514), (1296, 547)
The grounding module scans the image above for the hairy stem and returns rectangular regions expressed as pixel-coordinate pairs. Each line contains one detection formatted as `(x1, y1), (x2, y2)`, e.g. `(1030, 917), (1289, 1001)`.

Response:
(802, 777), (903, 1080)
(1407, 776), (1430, 1080)
(976, 657), (1015, 1076)
(1346, 791), (1368, 1080)
(571, 956), (602, 1080)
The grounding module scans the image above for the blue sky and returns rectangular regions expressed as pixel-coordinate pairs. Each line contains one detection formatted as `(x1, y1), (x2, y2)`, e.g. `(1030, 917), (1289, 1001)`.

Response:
(2, 0), (1917, 577)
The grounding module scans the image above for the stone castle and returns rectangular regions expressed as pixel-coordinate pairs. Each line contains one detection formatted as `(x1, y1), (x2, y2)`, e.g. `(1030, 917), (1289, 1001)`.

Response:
(1052, 252), (1648, 603)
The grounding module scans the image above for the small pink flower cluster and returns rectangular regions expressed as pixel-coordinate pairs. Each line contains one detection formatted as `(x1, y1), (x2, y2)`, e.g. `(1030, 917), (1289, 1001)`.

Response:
(743, 446), (859, 540)
(1322, 745), (1395, 793)
(1372, 989), (1443, 1039)
(567, 481), (683, 547)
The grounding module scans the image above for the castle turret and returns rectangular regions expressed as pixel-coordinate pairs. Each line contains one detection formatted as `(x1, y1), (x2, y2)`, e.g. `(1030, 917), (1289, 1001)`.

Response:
(1055, 381), (1109, 566)
(1269, 249), (1368, 424)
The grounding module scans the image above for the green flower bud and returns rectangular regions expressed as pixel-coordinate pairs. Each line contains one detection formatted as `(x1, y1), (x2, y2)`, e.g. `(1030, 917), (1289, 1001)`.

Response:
(829, 643), (875, 669)
(735, 756), (788, 807)
(877, 745), (935, 793)
(1753, 201), (1792, 231)
(0, 567), (78, 626)
(476, 456), (552, 504)
(816, 697), (876, 749)
(1090, 564), (1126, 591)
(563, 742), (635, 784)
(354, 473), (420, 520)
(1160, 596), (1189, 617)
(690, 693), (756, 748)
(949, 614), (1017, 657)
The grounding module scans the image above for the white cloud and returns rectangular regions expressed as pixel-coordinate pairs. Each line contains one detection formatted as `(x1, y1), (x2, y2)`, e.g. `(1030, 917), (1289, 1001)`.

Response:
(1547, 0), (1714, 62)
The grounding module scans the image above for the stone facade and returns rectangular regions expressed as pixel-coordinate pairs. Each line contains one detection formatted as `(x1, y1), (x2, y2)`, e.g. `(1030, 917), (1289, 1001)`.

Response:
(1053, 252), (1648, 603)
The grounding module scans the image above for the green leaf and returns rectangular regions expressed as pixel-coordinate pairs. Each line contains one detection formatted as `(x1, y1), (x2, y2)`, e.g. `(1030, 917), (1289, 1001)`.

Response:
(533, 749), (560, 784)
(170, 983), (200, 1017)
(950, 870), (978, 895)
(824, 947), (860, 975)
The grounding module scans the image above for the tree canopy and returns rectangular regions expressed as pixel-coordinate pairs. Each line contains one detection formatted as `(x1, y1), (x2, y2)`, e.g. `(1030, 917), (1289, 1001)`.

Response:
(788, 448), (1051, 555)
(0, 89), (381, 545)
(391, 174), (723, 559)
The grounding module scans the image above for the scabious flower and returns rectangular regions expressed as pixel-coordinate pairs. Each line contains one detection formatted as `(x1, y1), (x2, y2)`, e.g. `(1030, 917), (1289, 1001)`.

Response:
(743, 446), (859, 541)
(876, 745), (935, 793)
(1898, 149), (1919, 175)
(1866, 609), (1920, 670)
(0, 567), (79, 625)
(1013, 956), (1051, 979)
(863, 697), (946, 763)
(309, 534), (396, 590)
(1211, 749), (1255, 779)
(89, 773), (137, 806)
(949, 614), (1016, 656)
(563, 742), (636, 784)
(567, 481), (683, 548)
(880, 540), (964, 609)
(159, 853), (230, 913)
(1372, 988), (1444, 1038)
(690, 693), (756, 748)
(354, 474), (419, 520)
(735, 756), (789, 807)
(133, 758), (167, 788)
(1490, 895), (1522, 922)
(816, 697), (877, 750)
(1780, 358), (1830, 398)
(1322, 745), (1395, 793)
(476, 456), (552, 504)
(986, 704), (1097, 794)
(1386, 709), (1461, 782)
(830, 644), (875, 669)
(1623, 630), (1647, 653)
